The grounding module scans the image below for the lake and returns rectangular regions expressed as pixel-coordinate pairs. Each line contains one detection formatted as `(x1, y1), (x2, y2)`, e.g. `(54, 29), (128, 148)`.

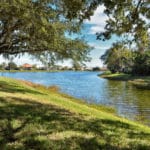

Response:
(1, 71), (150, 125)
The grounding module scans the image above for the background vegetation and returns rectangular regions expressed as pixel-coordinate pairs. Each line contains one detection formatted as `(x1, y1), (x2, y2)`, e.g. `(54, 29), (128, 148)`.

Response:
(101, 43), (150, 75)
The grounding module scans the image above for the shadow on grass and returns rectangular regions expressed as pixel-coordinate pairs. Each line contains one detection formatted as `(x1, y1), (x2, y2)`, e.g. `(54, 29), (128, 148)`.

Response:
(0, 81), (44, 95)
(0, 96), (150, 150)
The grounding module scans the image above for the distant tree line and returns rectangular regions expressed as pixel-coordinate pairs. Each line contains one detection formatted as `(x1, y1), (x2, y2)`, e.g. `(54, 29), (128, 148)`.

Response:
(0, 61), (104, 72)
(0, 62), (18, 70)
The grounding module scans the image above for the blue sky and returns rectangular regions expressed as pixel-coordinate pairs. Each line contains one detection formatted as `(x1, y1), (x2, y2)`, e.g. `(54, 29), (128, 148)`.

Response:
(0, 5), (118, 67)
(81, 5), (118, 67)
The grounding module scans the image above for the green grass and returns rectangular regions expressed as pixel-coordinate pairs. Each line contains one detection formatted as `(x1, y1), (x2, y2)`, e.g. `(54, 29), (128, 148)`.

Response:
(0, 77), (150, 149)
(99, 72), (132, 81)
(100, 72), (150, 89)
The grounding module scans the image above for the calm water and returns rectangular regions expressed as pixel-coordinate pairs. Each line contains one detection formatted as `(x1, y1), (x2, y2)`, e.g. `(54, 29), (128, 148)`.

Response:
(1, 71), (150, 125)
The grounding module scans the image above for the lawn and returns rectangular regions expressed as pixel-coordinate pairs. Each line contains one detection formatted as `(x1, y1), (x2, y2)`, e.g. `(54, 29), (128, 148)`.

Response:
(0, 77), (150, 149)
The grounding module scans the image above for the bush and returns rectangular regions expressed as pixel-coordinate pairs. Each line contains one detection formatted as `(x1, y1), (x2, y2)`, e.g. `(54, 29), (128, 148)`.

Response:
(132, 51), (150, 75)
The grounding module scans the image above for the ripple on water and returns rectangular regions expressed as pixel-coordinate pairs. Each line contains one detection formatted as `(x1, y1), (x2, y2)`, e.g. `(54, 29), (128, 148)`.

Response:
(1, 71), (150, 126)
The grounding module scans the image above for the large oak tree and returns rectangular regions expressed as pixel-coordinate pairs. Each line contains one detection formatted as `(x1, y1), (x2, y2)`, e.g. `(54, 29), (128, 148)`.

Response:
(0, 0), (92, 63)
(0, 0), (149, 62)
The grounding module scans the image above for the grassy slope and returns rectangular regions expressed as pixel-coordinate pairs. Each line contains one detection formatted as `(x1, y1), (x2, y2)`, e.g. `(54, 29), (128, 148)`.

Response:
(0, 77), (150, 150)
(100, 72), (150, 89)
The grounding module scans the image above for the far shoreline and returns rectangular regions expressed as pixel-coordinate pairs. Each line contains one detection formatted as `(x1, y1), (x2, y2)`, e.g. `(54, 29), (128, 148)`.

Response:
(99, 72), (150, 90)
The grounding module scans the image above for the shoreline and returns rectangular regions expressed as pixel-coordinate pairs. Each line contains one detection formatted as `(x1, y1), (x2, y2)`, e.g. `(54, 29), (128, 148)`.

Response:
(99, 72), (150, 90)
(0, 76), (150, 149)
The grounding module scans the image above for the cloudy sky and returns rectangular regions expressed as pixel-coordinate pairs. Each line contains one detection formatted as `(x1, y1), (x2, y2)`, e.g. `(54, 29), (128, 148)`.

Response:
(0, 5), (118, 67)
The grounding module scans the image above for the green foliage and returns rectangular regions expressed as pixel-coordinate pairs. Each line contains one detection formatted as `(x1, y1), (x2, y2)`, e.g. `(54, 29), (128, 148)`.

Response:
(7, 62), (18, 70)
(96, 0), (150, 49)
(101, 42), (150, 75)
(0, 0), (92, 63)
(0, 62), (7, 70)
(1, 0), (149, 64)
(33, 38), (92, 66)
(132, 50), (150, 75)
(101, 43), (132, 73)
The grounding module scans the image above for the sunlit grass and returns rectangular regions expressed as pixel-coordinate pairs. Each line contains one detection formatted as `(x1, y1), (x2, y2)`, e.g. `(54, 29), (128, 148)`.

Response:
(0, 77), (150, 149)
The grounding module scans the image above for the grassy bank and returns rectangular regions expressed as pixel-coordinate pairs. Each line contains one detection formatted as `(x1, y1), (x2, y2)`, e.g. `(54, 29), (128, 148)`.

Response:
(100, 72), (150, 89)
(0, 77), (150, 149)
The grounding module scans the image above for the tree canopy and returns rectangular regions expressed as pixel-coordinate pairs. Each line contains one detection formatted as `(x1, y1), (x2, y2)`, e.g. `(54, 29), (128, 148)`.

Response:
(101, 43), (133, 73)
(97, 0), (150, 75)
(95, 0), (150, 48)
(0, 0), (93, 63)
(0, 0), (149, 64)
(101, 42), (150, 75)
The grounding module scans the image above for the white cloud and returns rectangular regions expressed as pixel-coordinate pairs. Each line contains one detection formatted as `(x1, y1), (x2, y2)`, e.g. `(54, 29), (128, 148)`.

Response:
(89, 25), (105, 34)
(85, 5), (108, 34)
(84, 42), (110, 67)
(85, 59), (103, 67)
(85, 5), (107, 25)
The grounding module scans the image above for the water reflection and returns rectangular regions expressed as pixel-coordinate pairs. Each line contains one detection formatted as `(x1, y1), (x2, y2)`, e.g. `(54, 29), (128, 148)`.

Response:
(105, 80), (150, 125)
(1, 71), (150, 125)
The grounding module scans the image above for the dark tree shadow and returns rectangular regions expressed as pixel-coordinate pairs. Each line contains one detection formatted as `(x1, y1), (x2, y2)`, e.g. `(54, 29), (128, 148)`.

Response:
(0, 81), (45, 95)
(0, 96), (149, 150)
